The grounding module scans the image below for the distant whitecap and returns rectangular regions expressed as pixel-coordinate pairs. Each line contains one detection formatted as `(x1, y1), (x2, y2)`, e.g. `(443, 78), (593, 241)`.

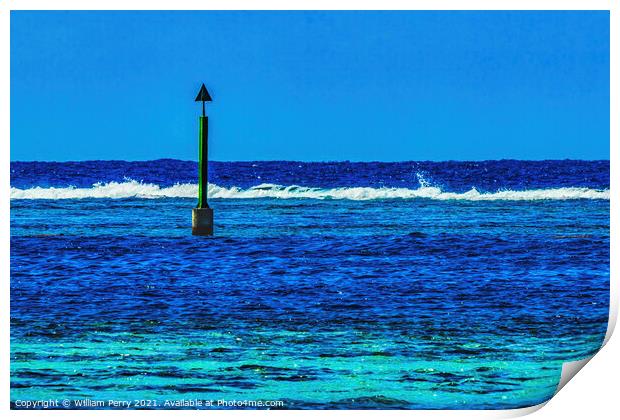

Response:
(10, 179), (610, 201)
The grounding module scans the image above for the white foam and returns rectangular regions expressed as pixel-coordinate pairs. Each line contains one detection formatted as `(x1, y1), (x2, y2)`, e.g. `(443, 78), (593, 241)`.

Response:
(9, 180), (610, 201)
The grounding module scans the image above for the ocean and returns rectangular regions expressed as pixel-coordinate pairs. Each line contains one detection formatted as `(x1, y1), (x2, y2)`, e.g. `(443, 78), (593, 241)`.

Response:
(10, 159), (610, 409)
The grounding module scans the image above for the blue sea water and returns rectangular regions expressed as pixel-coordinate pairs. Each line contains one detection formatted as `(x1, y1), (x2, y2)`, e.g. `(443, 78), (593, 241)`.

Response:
(10, 160), (610, 409)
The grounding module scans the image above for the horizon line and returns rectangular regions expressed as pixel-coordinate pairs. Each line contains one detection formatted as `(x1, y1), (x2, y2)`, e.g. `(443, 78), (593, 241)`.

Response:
(9, 157), (612, 164)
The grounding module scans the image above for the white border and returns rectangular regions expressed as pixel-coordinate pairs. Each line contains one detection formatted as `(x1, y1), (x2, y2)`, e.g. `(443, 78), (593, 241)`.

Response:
(0, 0), (615, 11)
(2, 1), (616, 419)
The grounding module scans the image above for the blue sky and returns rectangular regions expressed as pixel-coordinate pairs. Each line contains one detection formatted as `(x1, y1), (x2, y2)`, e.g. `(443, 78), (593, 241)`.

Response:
(11, 11), (609, 161)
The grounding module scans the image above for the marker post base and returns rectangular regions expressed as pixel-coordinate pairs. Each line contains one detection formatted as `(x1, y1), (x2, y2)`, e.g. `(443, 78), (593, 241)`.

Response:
(192, 208), (214, 236)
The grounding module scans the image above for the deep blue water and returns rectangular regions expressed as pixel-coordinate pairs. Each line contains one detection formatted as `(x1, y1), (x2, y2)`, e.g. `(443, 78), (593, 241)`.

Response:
(10, 159), (609, 190)
(10, 160), (610, 409)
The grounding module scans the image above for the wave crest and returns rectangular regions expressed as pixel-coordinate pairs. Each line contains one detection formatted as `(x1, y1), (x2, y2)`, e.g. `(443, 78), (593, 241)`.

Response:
(9, 180), (610, 201)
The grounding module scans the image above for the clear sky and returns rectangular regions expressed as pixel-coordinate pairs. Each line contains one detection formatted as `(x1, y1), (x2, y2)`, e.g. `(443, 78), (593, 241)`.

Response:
(11, 11), (609, 162)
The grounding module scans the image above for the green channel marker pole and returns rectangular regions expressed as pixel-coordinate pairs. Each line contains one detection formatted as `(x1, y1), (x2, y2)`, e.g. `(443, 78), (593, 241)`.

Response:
(192, 83), (214, 236)
(198, 115), (209, 209)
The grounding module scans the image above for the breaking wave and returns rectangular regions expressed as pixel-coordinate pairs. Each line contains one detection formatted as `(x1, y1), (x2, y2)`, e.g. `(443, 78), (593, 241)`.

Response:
(9, 180), (610, 201)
